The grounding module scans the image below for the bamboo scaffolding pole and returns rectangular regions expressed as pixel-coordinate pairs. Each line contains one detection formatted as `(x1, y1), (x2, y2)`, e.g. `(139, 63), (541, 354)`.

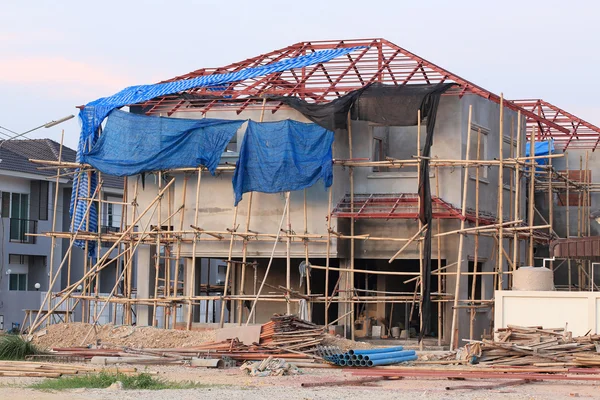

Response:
(325, 186), (332, 328)
(548, 139), (553, 272)
(303, 188), (311, 321)
(450, 104), (472, 351)
(94, 172), (103, 323)
(417, 110), (424, 350)
(30, 181), (104, 331)
(47, 130), (64, 314)
(245, 194), (290, 325)
(81, 204), (159, 344)
(435, 164), (443, 346)
(388, 224), (428, 263)
(566, 152), (571, 291)
(82, 170), (92, 324)
(117, 176), (127, 325)
(172, 174), (189, 328)
(578, 155), (583, 289)
(152, 172), (163, 327)
(348, 113), (355, 341)
(29, 178), (175, 332)
(219, 200), (239, 327)
(469, 127), (481, 340)
(512, 112), (521, 271)
(286, 191), (292, 315)
(528, 127), (536, 266)
(237, 192), (253, 325)
(498, 94), (505, 289)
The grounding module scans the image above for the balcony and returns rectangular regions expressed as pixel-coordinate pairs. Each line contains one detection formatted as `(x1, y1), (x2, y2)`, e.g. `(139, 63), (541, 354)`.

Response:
(9, 218), (37, 244)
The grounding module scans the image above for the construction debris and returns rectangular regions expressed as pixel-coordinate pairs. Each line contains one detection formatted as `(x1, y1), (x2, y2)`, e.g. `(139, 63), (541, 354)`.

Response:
(458, 325), (600, 367)
(240, 356), (301, 377)
(0, 360), (137, 378)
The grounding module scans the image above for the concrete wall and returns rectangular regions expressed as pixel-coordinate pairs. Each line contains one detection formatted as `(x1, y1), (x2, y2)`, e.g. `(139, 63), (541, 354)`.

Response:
(131, 94), (523, 344)
(534, 147), (600, 288)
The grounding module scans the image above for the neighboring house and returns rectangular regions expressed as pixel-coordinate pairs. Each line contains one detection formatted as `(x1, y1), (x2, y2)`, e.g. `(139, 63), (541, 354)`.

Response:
(0, 139), (123, 331)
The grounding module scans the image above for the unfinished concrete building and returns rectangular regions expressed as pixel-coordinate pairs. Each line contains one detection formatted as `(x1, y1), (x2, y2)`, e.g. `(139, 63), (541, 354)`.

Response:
(27, 38), (600, 348)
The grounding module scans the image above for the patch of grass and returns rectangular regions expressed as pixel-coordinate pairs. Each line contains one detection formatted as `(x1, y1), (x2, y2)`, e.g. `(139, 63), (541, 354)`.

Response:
(29, 372), (211, 391)
(0, 334), (44, 360)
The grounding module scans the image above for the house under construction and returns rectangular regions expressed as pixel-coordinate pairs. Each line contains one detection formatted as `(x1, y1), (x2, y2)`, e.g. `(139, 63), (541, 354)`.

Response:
(28, 38), (600, 349)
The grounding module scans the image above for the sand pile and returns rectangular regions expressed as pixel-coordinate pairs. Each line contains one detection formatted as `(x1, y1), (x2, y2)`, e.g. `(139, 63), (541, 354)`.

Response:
(32, 323), (216, 349)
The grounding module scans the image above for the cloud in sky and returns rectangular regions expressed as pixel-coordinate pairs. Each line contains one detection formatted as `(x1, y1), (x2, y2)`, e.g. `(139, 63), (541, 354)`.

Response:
(0, 56), (132, 91)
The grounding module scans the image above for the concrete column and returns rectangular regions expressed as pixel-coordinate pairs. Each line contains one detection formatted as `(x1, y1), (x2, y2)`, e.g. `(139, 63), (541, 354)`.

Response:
(136, 245), (154, 326)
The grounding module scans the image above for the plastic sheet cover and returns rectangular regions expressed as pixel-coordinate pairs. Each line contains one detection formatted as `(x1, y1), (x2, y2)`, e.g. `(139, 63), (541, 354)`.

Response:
(233, 120), (334, 206)
(70, 46), (364, 256)
(82, 110), (244, 176)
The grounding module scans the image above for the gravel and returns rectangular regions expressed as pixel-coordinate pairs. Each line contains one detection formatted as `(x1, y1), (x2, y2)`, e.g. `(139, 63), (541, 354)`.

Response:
(1, 365), (599, 399)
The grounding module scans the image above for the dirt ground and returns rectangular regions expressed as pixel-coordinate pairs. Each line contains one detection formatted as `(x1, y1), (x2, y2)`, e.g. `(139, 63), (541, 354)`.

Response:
(1, 364), (599, 400)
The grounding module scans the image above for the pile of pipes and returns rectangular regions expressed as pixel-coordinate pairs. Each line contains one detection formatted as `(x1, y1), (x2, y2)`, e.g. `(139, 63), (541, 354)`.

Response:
(319, 345), (417, 367)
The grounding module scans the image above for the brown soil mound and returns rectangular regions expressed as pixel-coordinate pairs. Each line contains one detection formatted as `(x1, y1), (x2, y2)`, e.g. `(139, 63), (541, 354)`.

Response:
(32, 323), (216, 350)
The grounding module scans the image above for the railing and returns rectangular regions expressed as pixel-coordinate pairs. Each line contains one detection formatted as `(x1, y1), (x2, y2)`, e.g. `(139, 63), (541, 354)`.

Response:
(9, 218), (37, 244)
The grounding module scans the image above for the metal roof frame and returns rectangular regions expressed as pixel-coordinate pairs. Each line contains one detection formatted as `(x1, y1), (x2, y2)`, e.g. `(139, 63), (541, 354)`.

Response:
(512, 99), (600, 151)
(138, 38), (568, 135)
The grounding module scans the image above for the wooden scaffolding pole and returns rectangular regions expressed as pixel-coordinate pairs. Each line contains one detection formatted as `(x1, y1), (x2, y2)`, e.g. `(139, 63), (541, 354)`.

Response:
(303, 188), (312, 320)
(237, 192), (253, 325)
(126, 176), (139, 324)
(171, 174), (189, 328)
(348, 113), (355, 340)
(187, 170), (202, 329)
(286, 191), (292, 315)
(152, 171), (163, 327)
(416, 109), (425, 350)
(528, 127), (536, 266)
(450, 104), (472, 350)
(469, 127), (481, 340)
(325, 186), (333, 328)
(219, 198), (239, 327)
(48, 130), (64, 314)
(512, 112), (521, 271)
(498, 94), (504, 289)
(566, 152), (571, 291)
(435, 164), (443, 346)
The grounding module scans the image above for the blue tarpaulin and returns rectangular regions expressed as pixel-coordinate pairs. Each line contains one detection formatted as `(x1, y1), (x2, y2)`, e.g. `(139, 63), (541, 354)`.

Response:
(71, 47), (363, 256)
(82, 110), (244, 176)
(526, 139), (555, 166)
(233, 120), (334, 206)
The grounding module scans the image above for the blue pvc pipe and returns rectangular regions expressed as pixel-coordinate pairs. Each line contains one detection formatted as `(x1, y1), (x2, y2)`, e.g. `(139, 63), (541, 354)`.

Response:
(364, 350), (416, 361)
(339, 359), (347, 366)
(356, 354), (364, 361)
(367, 355), (418, 367)
(343, 353), (351, 360)
(359, 360), (367, 367)
(348, 346), (404, 356)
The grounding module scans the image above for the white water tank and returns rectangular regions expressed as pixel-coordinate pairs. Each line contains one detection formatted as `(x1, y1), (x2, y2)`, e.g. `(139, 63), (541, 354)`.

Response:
(512, 266), (554, 291)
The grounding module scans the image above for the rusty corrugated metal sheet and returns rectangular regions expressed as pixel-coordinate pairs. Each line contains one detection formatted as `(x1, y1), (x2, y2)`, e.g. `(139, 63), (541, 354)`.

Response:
(550, 237), (600, 261)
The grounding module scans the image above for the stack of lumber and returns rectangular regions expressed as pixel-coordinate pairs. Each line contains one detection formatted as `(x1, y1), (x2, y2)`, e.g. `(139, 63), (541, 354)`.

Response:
(474, 325), (600, 367)
(0, 360), (137, 378)
(260, 314), (325, 353)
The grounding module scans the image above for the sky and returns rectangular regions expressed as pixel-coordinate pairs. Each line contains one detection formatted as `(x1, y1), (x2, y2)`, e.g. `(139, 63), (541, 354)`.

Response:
(1, 0), (599, 150)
